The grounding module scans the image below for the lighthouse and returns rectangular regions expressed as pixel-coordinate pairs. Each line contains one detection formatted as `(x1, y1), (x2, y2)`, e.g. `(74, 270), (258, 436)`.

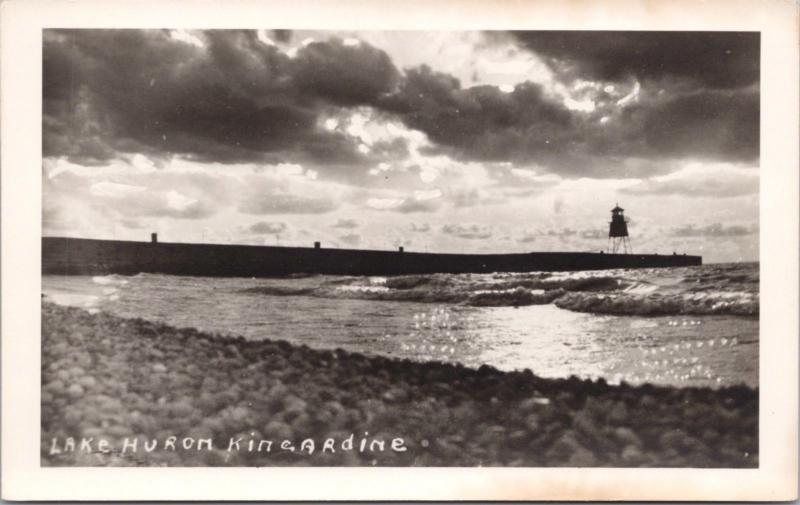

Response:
(609, 204), (633, 254)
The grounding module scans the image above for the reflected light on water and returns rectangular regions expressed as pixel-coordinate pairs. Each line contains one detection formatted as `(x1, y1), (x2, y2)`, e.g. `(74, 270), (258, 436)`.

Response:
(43, 274), (758, 388)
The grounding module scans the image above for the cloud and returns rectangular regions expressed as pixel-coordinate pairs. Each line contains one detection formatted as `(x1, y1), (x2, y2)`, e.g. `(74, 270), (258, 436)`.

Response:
(553, 196), (564, 214)
(339, 233), (361, 246)
(89, 181), (145, 197)
(45, 29), (760, 184)
(442, 223), (492, 239)
(332, 218), (359, 229)
(117, 194), (217, 220)
(546, 228), (577, 238)
(448, 187), (508, 208)
(239, 193), (338, 215)
(517, 232), (537, 243)
(620, 170), (759, 197)
(141, 197), (216, 219)
(579, 228), (607, 240)
(293, 39), (400, 106)
(672, 222), (758, 238)
(376, 66), (757, 175)
(42, 204), (80, 231)
(248, 221), (288, 234)
(395, 197), (442, 213)
(622, 89), (759, 163)
(364, 189), (442, 213)
(379, 66), (574, 165)
(41, 30), (759, 262)
(43, 30), (398, 172)
(507, 31), (759, 89)
(121, 219), (144, 229)
(64, 174), (218, 220)
(271, 30), (292, 44)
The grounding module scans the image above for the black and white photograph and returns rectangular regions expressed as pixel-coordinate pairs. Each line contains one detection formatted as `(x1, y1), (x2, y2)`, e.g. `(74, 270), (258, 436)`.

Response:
(38, 26), (763, 468)
(1, 0), (797, 499)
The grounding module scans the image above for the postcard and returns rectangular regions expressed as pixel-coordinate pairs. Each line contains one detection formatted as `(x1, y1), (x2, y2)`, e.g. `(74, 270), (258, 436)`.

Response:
(2, 0), (797, 500)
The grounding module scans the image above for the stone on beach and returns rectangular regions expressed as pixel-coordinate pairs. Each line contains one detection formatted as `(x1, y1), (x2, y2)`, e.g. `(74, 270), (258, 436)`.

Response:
(66, 384), (84, 399)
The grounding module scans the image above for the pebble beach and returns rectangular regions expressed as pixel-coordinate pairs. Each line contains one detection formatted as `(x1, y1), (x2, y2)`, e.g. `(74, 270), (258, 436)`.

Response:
(42, 302), (758, 467)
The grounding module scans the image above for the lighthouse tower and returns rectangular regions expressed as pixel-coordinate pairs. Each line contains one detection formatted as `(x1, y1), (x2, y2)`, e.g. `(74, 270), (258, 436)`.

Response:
(608, 204), (633, 254)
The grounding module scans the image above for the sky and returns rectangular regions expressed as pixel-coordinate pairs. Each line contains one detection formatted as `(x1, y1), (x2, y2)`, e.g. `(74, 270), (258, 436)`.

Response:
(42, 29), (759, 263)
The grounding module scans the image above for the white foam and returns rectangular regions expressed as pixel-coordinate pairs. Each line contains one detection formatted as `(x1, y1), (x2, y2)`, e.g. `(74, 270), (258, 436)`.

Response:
(44, 292), (100, 308)
(624, 282), (659, 295)
(337, 285), (390, 293)
(92, 275), (128, 286)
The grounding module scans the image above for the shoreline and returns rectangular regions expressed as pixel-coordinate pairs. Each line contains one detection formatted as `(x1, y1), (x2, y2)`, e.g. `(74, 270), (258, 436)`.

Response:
(41, 302), (757, 467)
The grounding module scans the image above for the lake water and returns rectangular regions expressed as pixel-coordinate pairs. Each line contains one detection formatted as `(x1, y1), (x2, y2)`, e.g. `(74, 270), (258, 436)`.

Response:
(42, 262), (759, 388)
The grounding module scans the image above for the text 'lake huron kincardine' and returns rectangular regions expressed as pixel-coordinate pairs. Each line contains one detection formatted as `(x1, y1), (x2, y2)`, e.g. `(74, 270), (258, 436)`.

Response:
(41, 29), (759, 467)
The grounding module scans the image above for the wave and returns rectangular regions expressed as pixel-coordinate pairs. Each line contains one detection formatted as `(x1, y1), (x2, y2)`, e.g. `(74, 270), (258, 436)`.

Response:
(240, 263), (759, 316)
(91, 275), (129, 286)
(43, 292), (100, 308)
(385, 273), (623, 293)
(467, 287), (566, 307)
(554, 291), (758, 317)
(244, 281), (565, 307)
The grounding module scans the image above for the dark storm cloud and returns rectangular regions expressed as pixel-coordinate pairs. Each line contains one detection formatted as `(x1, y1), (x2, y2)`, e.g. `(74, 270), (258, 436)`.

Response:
(672, 223), (757, 238)
(488, 31), (761, 169)
(376, 64), (758, 174)
(441, 224), (492, 239)
(43, 29), (398, 171)
(44, 30), (760, 180)
(507, 31), (759, 89)
(622, 89), (759, 162)
(294, 39), (399, 106)
(379, 66), (574, 164)
(248, 221), (288, 234)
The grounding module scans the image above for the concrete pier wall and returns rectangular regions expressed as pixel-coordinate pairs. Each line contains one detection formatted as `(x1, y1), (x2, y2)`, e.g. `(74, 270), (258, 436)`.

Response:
(42, 237), (702, 277)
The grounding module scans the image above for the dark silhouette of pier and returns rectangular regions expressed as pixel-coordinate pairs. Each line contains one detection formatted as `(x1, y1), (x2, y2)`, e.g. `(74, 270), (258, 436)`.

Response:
(42, 236), (702, 277)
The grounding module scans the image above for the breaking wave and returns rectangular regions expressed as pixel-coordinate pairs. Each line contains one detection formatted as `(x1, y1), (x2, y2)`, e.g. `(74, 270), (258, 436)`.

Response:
(91, 274), (129, 286)
(554, 291), (758, 317)
(241, 263), (758, 316)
